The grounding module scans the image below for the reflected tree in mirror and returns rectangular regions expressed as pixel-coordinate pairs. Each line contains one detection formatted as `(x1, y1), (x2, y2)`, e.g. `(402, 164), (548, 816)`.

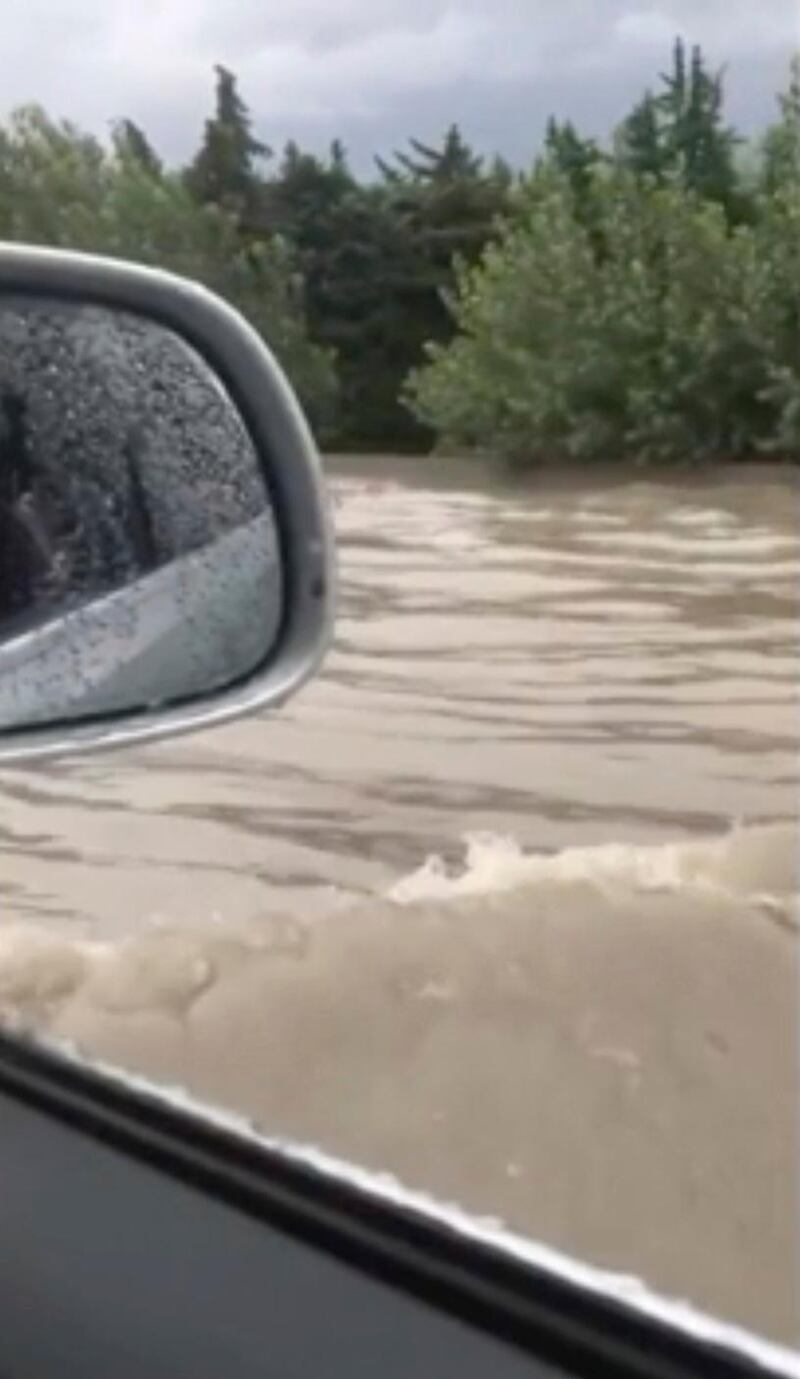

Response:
(0, 297), (282, 730)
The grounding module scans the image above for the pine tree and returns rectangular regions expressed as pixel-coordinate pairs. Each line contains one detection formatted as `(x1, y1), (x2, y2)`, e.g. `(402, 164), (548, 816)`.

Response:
(112, 119), (162, 178)
(659, 36), (688, 138)
(329, 138), (349, 176)
(657, 38), (739, 208)
(762, 53), (800, 192)
(185, 65), (270, 225)
(544, 118), (604, 205)
(269, 139), (355, 242)
(489, 154), (515, 191)
(616, 92), (668, 180)
(377, 124), (483, 184)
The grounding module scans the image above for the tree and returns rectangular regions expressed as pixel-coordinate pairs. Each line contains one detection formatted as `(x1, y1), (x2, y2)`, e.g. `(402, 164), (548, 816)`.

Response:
(311, 183), (429, 447)
(615, 38), (743, 217)
(259, 141), (357, 437)
(0, 106), (107, 246)
(329, 138), (349, 177)
(761, 53), (800, 193)
(616, 92), (669, 180)
(489, 154), (515, 191)
(749, 56), (800, 458)
(112, 118), (162, 177)
(365, 127), (510, 447)
(377, 123), (483, 184)
(545, 118), (604, 202)
(184, 65), (270, 226)
(407, 160), (790, 466)
(270, 126), (510, 449)
(543, 117), (606, 254)
(270, 138), (355, 232)
(657, 38), (740, 209)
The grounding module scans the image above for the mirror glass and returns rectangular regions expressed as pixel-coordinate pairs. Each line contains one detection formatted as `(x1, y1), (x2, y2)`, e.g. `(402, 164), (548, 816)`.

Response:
(0, 295), (282, 734)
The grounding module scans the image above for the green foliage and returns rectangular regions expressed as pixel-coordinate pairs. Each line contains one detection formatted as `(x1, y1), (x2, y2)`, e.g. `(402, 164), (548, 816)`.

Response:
(748, 122), (800, 455)
(542, 118), (608, 261)
(112, 119), (162, 178)
(663, 40), (740, 210)
(377, 124), (484, 184)
(408, 57), (800, 469)
(0, 104), (335, 425)
(615, 38), (742, 219)
(263, 124), (511, 448)
(616, 92), (670, 181)
(317, 182), (438, 449)
(1, 41), (797, 462)
(261, 140), (366, 440)
(184, 64), (270, 228)
(544, 119), (605, 207)
(761, 54), (800, 194)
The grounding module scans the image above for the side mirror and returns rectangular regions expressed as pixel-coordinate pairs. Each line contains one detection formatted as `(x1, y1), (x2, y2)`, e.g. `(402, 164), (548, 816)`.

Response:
(0, 245), (334, 763)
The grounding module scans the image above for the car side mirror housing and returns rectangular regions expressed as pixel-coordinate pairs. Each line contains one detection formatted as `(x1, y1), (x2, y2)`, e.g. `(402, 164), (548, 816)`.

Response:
(0, 245), (334, 763)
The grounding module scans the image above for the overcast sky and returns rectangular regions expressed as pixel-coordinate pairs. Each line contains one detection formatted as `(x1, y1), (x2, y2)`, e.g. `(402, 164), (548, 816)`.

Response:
(3, 1), (797, 172)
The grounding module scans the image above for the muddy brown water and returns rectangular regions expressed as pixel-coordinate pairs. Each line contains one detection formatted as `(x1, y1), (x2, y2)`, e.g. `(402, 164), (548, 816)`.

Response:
(1, 457), (798, 1344)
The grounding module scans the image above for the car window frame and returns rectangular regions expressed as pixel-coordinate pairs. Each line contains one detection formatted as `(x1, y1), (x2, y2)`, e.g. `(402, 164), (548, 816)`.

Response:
(0, 1030), (794, 1379)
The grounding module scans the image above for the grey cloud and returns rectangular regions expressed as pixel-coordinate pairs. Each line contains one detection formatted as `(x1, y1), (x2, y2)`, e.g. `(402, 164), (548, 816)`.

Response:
(0, 0), (795, 172)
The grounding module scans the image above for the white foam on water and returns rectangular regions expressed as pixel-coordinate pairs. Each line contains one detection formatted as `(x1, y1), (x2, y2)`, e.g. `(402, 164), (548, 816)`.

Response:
(669, 509), (740, 528)
(388, 823), (798, 923)
(0, 822), (796, 1024)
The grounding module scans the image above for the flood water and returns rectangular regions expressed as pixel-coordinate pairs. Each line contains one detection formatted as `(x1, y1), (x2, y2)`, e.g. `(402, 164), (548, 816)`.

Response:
(0, 457), (798, 1343)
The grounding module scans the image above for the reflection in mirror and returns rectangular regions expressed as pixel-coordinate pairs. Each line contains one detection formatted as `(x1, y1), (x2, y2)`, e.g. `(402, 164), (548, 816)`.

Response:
(0, 296), (282, 732)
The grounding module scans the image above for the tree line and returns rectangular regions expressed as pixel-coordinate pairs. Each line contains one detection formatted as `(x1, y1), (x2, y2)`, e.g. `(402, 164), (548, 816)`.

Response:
(1, 38), (798, 464)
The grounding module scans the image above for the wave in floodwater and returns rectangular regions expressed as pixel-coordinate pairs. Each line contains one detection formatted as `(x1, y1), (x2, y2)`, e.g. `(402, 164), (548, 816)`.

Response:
(389, 821), (798, 918)
(0, 820), (795, 1026)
